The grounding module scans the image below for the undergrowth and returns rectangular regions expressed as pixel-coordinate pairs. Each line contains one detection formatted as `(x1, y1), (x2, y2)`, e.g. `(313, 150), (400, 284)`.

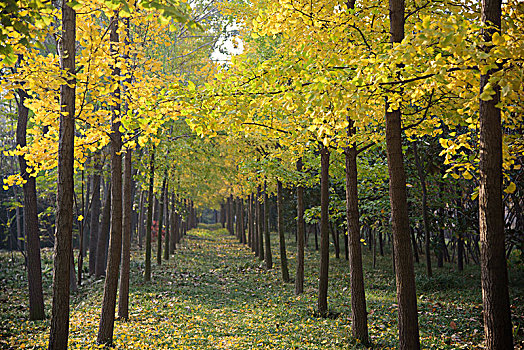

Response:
(1, 227), (522, 349)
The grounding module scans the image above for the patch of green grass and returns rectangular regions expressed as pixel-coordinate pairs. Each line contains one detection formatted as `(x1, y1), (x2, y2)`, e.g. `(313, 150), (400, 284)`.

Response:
(1, 228), (523, 349)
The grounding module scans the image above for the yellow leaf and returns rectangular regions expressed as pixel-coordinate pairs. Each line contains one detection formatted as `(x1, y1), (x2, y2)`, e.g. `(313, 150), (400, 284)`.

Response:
(504, 182), (516, 194)
(78, 215), (84, 221)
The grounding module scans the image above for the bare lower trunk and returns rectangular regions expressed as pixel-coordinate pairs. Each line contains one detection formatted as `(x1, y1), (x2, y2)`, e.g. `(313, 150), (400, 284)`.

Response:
(257, 186), (264, 260)
(157, 176), (167, 265)
(479, 1), (513, 348)
(16, 88), (45, 320)
(295, 159), (305, 295)
(264, 182), (273, 269)
(386, 0), (420, 347)
(48, 3), (75, 347)
(118, 148), (132, 320)
(97, 14), (123, 345)
(144, 148), (155, 282)
(413, 142), (432, 276)
(89, 154), (102, 275)
(277, 180), (290, 282)
(317, 146), (330, 316)
(345, 142), (368, 344)
(95, 182), (111, 278)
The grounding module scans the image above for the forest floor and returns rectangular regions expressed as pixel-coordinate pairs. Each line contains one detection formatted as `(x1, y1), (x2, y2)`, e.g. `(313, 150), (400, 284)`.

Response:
(1, 225), (523, 349)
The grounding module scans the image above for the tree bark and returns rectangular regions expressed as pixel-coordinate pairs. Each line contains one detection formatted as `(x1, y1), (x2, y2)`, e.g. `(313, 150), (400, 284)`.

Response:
(295, 158), (305, 295)
(277, 180), (290, 282)
(89, 153), (102, 275)
(345, 140), (369, 344)
(118, 148), (132, 320)
(479, 0), (514, 348)
(386, 1), (420, 347)
(95, 182), (111, 278)
(16, 88), (45, 320)
(164, 190), (170, 260)
(138, 189), (145, 249)
(48, 2), (75, 348)
(413, 142), (432, 277)
(257, 186), (264, 260)
(97, 14), (123, 345)
(144, 148), (155, 282)
(168, 193), (176, 256)
(318, 146), (330, 317)
(240, 198), (246, 244)
(157, 175), (167, 265)
(248, 194), (253, 249)
(264, 182), (273, 269)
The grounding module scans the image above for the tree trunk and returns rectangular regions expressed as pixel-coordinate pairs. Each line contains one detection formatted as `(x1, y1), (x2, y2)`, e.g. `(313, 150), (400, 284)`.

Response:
(345, 141), (369, 344)
(247, 195), (252, 248)
(330, 222), (340, 259)
(168, 193), (176, 256)
(386, 1), (420, 347)
(410, 226), (420, 264)
(77, 170), (85, 286)
(16, 88), (45, 320)
(138, 189), (145, 249)
(240, 198), (247, 244)
(264, 182), (273, 269)
(277, 180), (290, 282)
(318, 145), (330, 317)
(95, 182), (111, 278)
(413, 142), (432, 277)
(157, 175), (167, 265)
(48, 2), (75, 348)
(97, 14), (123, 345)
(257, 186), (264, 260)
(118, 147), (132, 320)
(163, 190), (170, 261)
(295, 158), (305, 295)
(479, 1), (513, 347)
(89, 153), (102, 275)
(144, 148), (155, 282)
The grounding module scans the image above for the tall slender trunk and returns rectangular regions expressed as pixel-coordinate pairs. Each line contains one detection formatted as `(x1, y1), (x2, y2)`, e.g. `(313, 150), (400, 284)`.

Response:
(318, 146), (330, 316)
(89, 153), (102, 275)
(479, 1), (513, 348)
(16, 88), (45, 320)
(248, 194), (254, 250)
(118, 147), (132, 320)
(169, 192), (177, 254)
(413, 142), (432, 276)
(95, 182), (111, 278)
(277, 180), (290, 282)
(118, 15), (133, 319)
(48, 2), (75, 347)
(257, 186), (264, 260)
(295, 158), (305, 295)
(386, 1), (420, 347)
(164, 190), (170, 260)
(345, 137), (369, 344)
(240, 198), (246, 244)
(77, 170), (85, 285)
(144, 148), (155, 282)
(138, 189), (145, 249)
(264, 182), (273, 269)
(157, 175), (167, 265)
(97, 14), (123, 345)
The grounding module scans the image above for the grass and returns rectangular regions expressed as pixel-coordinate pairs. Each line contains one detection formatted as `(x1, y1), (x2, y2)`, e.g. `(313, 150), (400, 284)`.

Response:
(1, 226), (523, 349)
